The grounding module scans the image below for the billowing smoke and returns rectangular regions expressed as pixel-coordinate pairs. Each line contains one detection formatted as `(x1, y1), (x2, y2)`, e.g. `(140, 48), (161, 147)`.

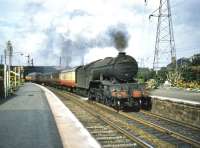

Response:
(111, 31), (128, 51)
(59, 24), (129, 67)
(59, 32), (112, 67)
(59, 35), (88, 67)
(108, 24), (130, 52)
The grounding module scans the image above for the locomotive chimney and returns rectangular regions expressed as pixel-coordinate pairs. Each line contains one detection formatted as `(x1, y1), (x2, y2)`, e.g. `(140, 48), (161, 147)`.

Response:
(118, 52), (126, 57)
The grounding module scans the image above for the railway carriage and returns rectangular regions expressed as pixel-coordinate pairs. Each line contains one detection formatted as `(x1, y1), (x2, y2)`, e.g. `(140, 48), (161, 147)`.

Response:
(59, 68), (76, 89)
(50, 71), (60, 86)
(42, 72), (60, 86)
(25, 72), (42, 82)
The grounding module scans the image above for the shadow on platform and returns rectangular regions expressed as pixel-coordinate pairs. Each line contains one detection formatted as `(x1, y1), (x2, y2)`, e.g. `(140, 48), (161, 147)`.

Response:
(0, 94), (18, 105)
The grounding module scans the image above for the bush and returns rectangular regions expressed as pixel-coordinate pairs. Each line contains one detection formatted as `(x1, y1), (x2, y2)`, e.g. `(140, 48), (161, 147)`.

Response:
(167, 71), (182, 87)
(137, 78), (145, 84)
(146, 79), (158, 89)
(169, 73), (200, 89)
(176, 81), (200, 89)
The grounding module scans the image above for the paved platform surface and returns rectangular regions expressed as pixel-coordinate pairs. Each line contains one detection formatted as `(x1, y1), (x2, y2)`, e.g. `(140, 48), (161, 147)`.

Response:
(37, 84), (100, 148)
(0, 83), (63, 148)
(150, 87), (200, 103)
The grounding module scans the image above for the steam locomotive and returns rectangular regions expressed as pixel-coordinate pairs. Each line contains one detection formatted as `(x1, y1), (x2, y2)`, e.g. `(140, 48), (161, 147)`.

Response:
(26, 52), (152, 111)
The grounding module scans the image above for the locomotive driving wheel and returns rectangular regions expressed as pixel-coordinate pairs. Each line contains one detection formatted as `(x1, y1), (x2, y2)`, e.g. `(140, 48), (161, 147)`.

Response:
(88, 89), (95, 101)
(132, 100), (140, 112)
(113, 98), (120, 111)
(100, 93), (104, 104)
(141, 97), (152, 110)
(104, 96), (111, 106)
(95, 91), (100, 102)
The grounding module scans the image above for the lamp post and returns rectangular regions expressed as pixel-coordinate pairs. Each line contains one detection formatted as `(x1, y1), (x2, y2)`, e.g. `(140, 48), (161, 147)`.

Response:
(4, 49), (8, 98)
(4, 49), (24, 97)
(0, 44), (7, 98)
(8, 52), (24, 89)
(13, 52), (24, 87)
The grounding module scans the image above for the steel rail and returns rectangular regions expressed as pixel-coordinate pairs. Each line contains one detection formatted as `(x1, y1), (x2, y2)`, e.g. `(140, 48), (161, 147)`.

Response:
(99, 116), (153, 148)
(50, 87), (200, 147)
(71, 91), (200, 133)
(51, 88), (152, 148)
(141, 110), (200, 131)
(93, 101), (200, 148)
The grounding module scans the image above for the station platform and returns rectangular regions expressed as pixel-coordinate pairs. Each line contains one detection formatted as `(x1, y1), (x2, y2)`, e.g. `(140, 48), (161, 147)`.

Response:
(150, 87), (200, 105)
(0, 83), (100, 148)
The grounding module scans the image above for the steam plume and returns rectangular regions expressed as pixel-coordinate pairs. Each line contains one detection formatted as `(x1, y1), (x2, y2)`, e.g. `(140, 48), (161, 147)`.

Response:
(108, 24), (129, 52)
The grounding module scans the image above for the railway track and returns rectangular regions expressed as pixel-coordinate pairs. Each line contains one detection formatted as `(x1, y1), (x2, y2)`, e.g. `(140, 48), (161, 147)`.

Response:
(132, 111), (200, 144)
(50, 88), (151, 148)
(96, 103), (200, 148)
(49, 87), (199, 148)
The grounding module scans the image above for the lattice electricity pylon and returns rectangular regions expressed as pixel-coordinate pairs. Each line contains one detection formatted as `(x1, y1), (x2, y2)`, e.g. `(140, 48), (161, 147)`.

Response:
(150, 0), (176, 71)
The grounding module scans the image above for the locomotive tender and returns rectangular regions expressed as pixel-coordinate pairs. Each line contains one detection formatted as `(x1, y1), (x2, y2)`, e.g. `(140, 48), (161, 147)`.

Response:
(27, 52), (152, 111)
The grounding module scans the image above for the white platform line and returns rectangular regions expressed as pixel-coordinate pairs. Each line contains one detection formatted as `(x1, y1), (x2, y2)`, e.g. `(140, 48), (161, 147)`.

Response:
(35, 84), (101, 148)
(151, 95), (200, 105)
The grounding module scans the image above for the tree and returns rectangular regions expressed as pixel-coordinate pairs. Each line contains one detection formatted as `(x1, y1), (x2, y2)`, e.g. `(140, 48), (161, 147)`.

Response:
(137, 68), (155, 82)
(156, 67), (168, 83)
(191, 54), (200, 66)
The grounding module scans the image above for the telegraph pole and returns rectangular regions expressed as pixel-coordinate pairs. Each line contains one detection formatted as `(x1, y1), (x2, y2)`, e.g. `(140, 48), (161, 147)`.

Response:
(0, 55), (3, 64)
(81, 56), (84, 65)
(149, 0), (176, 71)
(31, 58), (34, 66)
(26, 54), (31, 66)
(59, 56), (62, 67)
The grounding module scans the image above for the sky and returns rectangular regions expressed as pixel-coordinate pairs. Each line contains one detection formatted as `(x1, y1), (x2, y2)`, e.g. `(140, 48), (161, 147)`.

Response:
(0, 0), (199, 68)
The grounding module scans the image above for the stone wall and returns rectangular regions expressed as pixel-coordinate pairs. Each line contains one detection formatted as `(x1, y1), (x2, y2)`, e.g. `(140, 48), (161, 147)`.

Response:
(151, 97), (200, 128)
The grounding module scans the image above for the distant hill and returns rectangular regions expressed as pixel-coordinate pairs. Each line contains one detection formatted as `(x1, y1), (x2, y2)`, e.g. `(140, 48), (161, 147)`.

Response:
(167, 53), (200, 68)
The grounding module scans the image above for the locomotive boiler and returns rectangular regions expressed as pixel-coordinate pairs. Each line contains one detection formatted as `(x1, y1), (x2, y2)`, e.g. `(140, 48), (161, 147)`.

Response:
(90, 52), (138, 82)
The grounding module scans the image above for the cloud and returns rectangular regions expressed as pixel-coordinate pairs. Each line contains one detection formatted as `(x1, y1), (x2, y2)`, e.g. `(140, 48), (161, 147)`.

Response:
(24, 1), (45, 14)
(0, 0), (199, 68)
(174, 0), (200, 28)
